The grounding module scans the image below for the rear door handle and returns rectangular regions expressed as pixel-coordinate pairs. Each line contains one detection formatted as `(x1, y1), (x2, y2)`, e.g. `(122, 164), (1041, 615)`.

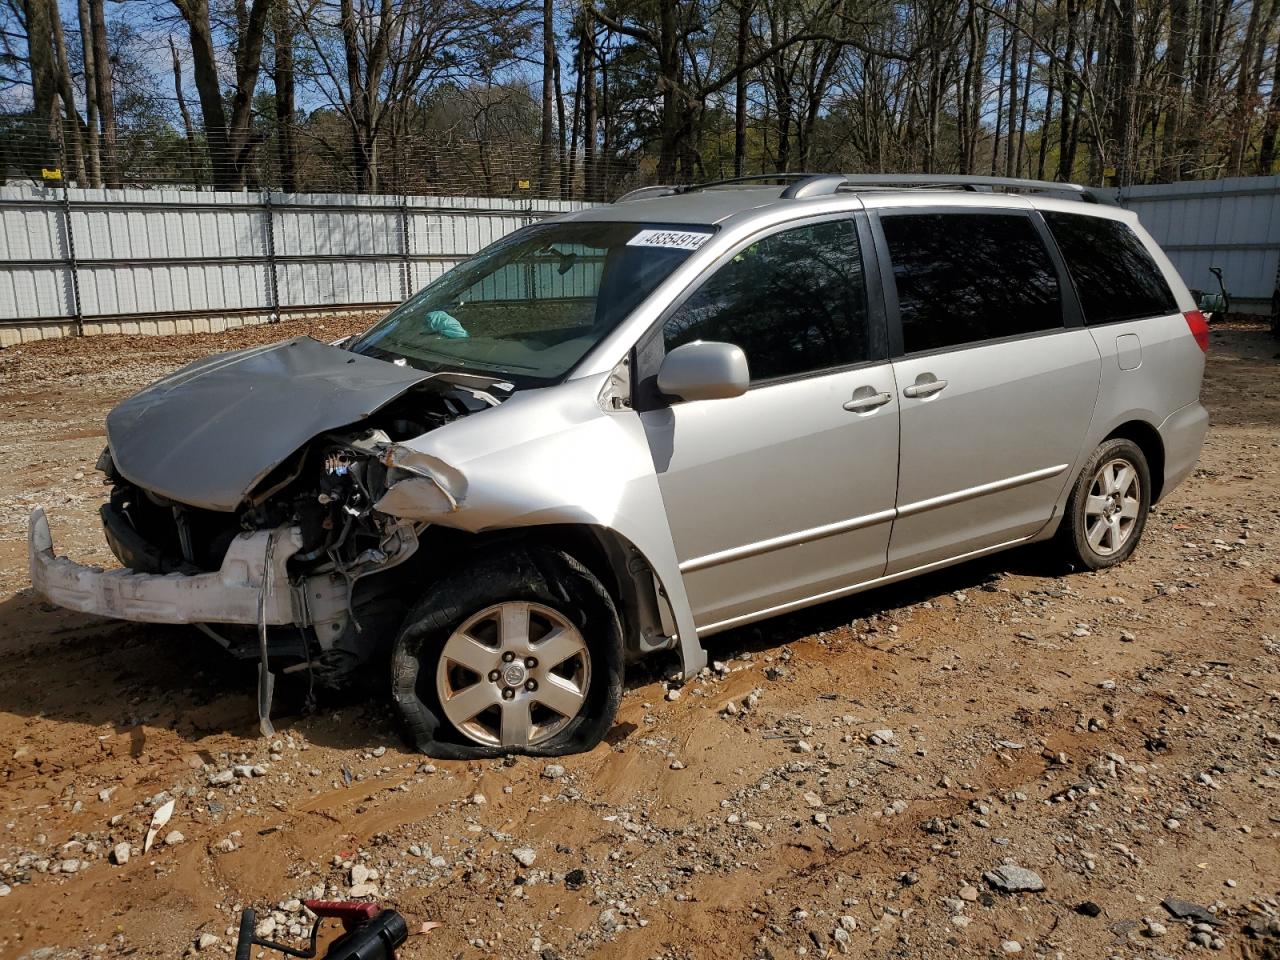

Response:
(843, 389), (893, 413)
(903, 378), (948, 399)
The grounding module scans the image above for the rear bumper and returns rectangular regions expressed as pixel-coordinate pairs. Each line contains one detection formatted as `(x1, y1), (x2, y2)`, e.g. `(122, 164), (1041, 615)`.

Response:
(1158, 401), (1209, 499)
(28, 507), (306, 626)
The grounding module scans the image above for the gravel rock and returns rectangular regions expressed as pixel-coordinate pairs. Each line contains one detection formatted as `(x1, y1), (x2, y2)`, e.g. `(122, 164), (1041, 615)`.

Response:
(111, 842), (130, 865)
(1161, 897), (1222, 925)
(512, 847), (537, 868)
(983, 864), (1044, 893)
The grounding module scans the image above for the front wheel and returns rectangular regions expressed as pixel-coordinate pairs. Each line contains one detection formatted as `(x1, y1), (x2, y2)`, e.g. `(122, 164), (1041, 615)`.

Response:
(1059, 438), (1152, 570)
(390, 546), (624, 759)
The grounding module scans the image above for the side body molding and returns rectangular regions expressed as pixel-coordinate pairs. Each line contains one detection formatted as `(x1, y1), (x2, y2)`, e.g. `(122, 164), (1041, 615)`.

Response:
(378, 374), (708, 678)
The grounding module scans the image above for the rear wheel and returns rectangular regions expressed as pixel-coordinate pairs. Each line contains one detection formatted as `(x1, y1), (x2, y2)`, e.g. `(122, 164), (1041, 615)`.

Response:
(390, 546), (623, 759)
(1060, 438), (1152, 570)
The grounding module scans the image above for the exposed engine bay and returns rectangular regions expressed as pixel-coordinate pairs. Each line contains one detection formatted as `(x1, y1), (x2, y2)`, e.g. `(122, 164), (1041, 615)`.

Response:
(95, 368), (508, 688)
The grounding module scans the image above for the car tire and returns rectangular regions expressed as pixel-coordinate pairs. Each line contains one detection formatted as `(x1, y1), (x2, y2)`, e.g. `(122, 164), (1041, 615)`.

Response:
(390, 546), (624, 759)
(1060, 438), (1152, 571)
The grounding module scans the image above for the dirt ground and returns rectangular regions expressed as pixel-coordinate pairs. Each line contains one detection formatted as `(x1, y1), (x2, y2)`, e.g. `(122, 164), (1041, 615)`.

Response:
(0, 317), (1277, 960)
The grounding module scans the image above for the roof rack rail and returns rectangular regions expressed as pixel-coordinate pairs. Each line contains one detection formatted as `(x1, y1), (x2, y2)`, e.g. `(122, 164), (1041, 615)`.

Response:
(783, 173), (1110, 203)
(616, 172), (1113, 205)
(615, 173), (814, 203)
(839, 173), (1104, 201)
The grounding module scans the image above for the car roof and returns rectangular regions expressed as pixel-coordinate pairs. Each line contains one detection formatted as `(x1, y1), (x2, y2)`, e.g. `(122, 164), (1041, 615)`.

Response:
(551, 175), (1130, 230)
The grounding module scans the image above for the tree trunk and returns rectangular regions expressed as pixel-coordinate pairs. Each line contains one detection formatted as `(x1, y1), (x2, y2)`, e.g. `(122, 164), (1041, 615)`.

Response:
(177, 0), (270, 190)
(89, 0), (119, 186)
(991, 13), (1009, 176)
(539, 0), (556, 197)
(1258, 33), (1280, 173)
(600, 36), (612, 195)
(1015, 1), (1035, 177)
(1158, 0), (1190, 180)
(273, 0), (297, 192)
(583, 22), (598, 199)
(555, 46), (568, 198)
(1187, 0), (1224, 176)
(49, 0), (87, 184)
(1037, 0), (1061, 179)
(76, 0), (101, 186)
(1112, 0), (1138, 185)
(568, 24), (583, 197)
(24, 0), (59, 170)
(169, 36), (201, 186)
(734, 0), (751, 177)
(337, 0), (376, 192)
(1057, 0), (1079, 180)
(656, 0), (682, 180)
(180, 0), (232, 187)
(958, 0), (978, 172)
(1228, 0), (1271, 175)
(1004, 0), (1021, 178)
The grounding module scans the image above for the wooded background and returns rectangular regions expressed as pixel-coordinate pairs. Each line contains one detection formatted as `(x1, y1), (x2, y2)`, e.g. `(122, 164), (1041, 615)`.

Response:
(2, 0), (1279, 199)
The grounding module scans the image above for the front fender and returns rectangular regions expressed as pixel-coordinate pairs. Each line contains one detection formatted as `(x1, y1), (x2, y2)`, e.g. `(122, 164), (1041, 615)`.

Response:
(379, 375), (707, 678)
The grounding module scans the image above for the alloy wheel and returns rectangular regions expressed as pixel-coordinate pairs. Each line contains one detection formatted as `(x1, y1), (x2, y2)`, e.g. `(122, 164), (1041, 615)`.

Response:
(1082, 457), (1142, 556)
(435, 601), (591, 748)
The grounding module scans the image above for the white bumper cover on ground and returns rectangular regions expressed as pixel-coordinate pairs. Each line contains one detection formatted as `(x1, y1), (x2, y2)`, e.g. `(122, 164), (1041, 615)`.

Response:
(27, 507), (303, 625)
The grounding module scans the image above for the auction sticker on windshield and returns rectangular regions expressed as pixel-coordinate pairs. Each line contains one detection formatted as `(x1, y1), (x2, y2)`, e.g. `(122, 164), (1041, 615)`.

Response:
(627, 229), (714, 251)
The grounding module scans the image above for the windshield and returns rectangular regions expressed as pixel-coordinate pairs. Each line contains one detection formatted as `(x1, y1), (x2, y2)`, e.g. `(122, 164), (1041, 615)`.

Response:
(349, 220), (715, 385)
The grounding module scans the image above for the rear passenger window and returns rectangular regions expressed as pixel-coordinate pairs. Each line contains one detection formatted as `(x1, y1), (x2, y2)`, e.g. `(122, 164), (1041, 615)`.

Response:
(1042, 212), (1178, 325)
(662, 218), (869, 382)
(881, 212), (1062, 353)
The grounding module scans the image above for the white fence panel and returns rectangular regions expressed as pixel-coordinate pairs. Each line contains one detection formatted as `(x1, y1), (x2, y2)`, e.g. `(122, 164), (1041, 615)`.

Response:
(1120, 175), (1280, 306)
(0, 184), (593, 338)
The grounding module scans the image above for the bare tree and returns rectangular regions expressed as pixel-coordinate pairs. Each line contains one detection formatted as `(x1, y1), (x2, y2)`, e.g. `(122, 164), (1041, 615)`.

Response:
(88, 0), (118, 185)
(171, 0), (271, 189)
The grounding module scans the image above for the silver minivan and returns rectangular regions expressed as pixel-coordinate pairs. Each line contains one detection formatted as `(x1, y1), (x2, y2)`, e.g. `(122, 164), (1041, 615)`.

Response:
(29, 174), (1209, 758)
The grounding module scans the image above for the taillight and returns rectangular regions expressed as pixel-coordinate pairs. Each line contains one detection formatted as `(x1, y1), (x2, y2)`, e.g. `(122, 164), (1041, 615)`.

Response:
(1183, 310), (1210, 352)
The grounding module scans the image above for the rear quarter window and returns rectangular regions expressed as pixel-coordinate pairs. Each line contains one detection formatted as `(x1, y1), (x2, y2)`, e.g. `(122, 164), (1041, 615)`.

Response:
(1042, 212), (1178, 325)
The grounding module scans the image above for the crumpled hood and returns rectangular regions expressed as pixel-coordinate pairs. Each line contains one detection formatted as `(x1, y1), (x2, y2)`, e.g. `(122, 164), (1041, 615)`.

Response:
(106, 336), (432, 511)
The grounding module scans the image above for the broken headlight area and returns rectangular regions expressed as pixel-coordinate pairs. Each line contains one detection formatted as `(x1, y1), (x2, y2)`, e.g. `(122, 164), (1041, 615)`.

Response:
(93, 381), (496, 687)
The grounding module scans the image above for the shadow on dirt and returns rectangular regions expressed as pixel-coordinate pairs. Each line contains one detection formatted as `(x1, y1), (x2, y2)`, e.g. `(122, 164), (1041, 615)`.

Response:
(696, 541), (1070, 669)
(0, 542), (1069, 754)
(0, 586), (399, 754)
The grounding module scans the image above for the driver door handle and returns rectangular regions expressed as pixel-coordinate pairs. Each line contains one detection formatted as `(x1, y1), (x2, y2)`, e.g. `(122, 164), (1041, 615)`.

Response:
(903, 378), (948, 399)
(843, 390), (893, 413)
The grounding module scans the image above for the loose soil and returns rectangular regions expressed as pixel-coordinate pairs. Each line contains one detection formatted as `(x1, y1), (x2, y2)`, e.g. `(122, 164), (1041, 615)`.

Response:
(0, 318), (1277, 960)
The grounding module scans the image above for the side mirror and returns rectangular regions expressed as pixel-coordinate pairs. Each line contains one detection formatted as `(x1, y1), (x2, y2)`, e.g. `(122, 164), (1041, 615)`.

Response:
(656, 341), (750, 403)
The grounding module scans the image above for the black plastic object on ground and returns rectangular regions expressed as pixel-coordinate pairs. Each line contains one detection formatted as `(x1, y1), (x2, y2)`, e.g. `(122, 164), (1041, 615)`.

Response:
(236, 901), (409, 960)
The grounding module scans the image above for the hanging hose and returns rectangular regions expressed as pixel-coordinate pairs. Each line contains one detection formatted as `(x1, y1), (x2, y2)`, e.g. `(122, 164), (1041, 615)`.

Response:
(257, 530), (277, 738)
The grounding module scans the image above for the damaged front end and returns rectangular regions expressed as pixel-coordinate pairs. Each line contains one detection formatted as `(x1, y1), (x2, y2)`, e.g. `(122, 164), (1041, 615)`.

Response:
(28, 337), (507, 715)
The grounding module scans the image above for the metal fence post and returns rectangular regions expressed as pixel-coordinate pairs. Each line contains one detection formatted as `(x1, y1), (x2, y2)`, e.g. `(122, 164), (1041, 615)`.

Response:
(399, 193), (411, 300)
(262, 190), (280, 322)
(56, 131), (84, 336)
